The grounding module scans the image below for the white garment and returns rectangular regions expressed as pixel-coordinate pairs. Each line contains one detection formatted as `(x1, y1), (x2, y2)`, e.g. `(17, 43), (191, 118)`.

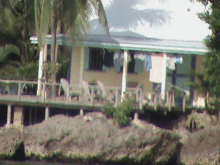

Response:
(114, 51), (131, 66)
(134, 52), (145, 61)
(149, 54), (163, 83)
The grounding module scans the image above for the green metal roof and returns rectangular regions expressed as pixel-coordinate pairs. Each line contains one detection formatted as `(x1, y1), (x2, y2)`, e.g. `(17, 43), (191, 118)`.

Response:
(30, 32), (207, 55)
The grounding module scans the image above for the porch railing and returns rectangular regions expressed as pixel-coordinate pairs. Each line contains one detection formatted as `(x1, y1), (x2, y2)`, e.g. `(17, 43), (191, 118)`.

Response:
(0, 79), (190, 111)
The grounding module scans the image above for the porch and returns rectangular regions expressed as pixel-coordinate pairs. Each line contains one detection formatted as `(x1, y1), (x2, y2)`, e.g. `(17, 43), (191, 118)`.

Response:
(0, 79), (190, 110)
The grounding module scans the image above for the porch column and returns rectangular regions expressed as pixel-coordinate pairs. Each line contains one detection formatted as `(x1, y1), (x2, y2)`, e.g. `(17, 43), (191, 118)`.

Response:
(79, 47), (85, 85)
(7, 104), (12, 127)
(121, 50), (129, 101)
(161, 53), (167, 100)
(37, 47), (44, 96)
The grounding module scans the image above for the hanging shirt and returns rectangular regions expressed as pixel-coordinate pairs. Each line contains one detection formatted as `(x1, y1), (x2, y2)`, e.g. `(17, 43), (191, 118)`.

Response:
(103, 49), (114, 67)
(134, 52), (145, 61)
(145, 53), (152, 72)
(149, 53), (163, 83)
(167, 56), (176, 70)
(113, 51), (131, 66)
(175, 56), (183, 64)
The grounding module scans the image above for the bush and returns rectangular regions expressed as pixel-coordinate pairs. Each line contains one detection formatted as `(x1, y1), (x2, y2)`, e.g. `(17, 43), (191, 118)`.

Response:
(103, 103), (116, 118)
(103, 97), (134, 127)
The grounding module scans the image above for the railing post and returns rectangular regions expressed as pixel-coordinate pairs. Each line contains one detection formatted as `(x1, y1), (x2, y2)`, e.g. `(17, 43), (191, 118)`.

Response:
(91, 87), (94, 105)
(139, 89), (143, 110)
(42, 83), (46, 102)
(67, 85), (70, 104)
(168, 91), (171, 111)
(115, 88), (119, 107)
(183, 93), (187, 112)
(154, 91), (158, 111)
(18, 82), (22, 101)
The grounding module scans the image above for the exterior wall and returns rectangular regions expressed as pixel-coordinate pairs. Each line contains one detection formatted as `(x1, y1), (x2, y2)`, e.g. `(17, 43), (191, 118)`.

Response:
(193, 55), (205, 106)
(69, 46), (205, 107)
(70, 46), (153, 92)
(70, 46), (81, 86)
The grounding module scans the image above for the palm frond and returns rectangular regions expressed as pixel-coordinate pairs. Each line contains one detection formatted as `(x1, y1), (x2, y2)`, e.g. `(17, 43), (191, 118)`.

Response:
(0, 45), (20, 63)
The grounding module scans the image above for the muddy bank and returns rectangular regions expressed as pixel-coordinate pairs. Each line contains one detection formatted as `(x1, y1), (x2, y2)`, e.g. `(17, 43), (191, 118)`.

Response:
(0, 112), (181, 165)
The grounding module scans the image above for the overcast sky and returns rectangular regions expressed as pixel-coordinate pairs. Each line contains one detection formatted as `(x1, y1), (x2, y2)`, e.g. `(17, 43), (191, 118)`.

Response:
(97, 0), (211, 41)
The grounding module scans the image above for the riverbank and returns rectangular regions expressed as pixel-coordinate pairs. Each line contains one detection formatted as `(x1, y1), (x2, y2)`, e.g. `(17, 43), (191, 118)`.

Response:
(0, 111), (220, 165)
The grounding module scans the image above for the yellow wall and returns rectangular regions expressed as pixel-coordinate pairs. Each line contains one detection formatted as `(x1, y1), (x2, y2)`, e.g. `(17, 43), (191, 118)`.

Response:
(193, 55), (204, 103)
(70, 47), (153, 91)
(70, 46), (81, 86)
(69, 46), (205, 105)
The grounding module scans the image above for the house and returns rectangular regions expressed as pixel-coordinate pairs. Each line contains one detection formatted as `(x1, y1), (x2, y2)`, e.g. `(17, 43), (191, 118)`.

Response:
(30, 31), (207, 108)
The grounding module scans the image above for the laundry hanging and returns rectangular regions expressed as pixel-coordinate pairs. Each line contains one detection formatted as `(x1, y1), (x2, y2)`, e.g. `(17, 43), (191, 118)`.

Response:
(134, 52), (146, 61)
(114, 51), (131, 66)
(166, 55), (183, 70)
(145, 53), (152, 72)
(149, 53), (163, 83)
(167, 56), (176, 70)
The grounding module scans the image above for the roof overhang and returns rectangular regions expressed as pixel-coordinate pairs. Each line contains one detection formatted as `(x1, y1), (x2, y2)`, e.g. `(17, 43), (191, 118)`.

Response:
(30, 33), (207, 55)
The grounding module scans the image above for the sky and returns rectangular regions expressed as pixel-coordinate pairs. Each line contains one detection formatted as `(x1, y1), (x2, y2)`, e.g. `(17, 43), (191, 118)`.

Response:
(96, 0), (211, 41)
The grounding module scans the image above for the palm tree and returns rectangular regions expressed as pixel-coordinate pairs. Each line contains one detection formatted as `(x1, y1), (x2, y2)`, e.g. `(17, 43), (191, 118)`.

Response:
(0, 0), (38, 81)
(34, 0), (109, 97)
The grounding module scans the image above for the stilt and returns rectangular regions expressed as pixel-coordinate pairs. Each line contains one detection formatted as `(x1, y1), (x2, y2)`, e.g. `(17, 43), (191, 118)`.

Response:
(134, 111), (138, 120)
(80, 108), (84, 116)
(34, 108), (37, 124)
(29, 108), (32, 125)
(13, 106), (24, 126)
(66, 109), (69, 116)
(7, 104), (12, 127)
(45, 106), (50, 120)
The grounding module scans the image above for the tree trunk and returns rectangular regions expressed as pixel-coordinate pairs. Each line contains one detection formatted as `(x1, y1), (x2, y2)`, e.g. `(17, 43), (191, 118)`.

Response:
(55, 19), (61, 64)
(50, 9), (57, 98)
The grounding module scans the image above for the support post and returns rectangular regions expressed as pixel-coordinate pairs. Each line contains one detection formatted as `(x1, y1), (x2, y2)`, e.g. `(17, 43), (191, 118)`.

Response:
(66, 109), (69, 116)
(45, 106), (50, 120)
(42, 83), (46, 102)
(91, 87), (94, 105)
(34, 108), (37, 124)
(168, 92), (171, 111)
(115, 88), (119, 107)
(121, 50), (128, 101)
(7, 104), (12, 127)
(183, 93), (187, 112)
(161, 53), (167, 101)
(139, 89), (143, 110)
(134, 111), (138, 120)
(37, 47), (44, 96)
(18, 82), (22, 100)
(80, 108), (84, 116)
(154, 91), (158, 111)
(29, 108), (32, 125)
(79, 47), (85, 86)
(13, 106), (24, 126)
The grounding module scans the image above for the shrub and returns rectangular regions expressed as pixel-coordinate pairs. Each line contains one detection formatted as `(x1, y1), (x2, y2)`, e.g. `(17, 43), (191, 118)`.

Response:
(103, 97), (134, 127)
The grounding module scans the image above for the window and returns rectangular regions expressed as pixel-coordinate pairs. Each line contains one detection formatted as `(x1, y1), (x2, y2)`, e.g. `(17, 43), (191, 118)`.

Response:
(89, 48), (104, 71)
(120, 51), (135, 73)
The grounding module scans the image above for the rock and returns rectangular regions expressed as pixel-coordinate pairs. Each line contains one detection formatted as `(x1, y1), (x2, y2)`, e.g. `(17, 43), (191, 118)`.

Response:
(0, 127), (24, 160)
(23, 112), (180, 164)
(185, 110), (218, 132)
(180, 125), (220, 165)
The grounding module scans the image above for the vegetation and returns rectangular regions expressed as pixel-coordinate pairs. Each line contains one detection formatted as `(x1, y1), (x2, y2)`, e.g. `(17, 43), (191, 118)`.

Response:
(104, 97), (134, 127)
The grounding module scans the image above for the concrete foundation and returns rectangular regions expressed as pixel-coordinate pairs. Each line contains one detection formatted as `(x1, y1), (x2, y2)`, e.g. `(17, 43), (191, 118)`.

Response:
(13, 106), (24, 126)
